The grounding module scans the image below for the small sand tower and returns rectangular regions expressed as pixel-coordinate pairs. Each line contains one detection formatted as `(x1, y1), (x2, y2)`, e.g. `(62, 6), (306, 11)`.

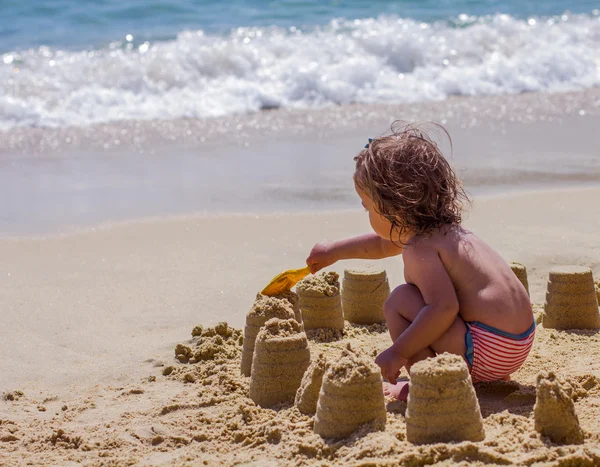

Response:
(542, 266), (600, 330)
(249, 318), (311, 407)
(240, 294), (296, 376)
(313, 345), (386, 438)
(296, 272), (344, 331)
(534, 371), (584, 444)
(273, 290), (302, 324)
(509, 261), (530, 296)
(405, 353), (485, 444)
(295, 353), (327, 415)
(341, 267), (390, 324)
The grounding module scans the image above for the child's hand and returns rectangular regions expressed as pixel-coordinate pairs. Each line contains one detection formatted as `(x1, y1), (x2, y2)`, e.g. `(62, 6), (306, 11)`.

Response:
(306, 241), (338, 274)
(375, 346), (408, 384)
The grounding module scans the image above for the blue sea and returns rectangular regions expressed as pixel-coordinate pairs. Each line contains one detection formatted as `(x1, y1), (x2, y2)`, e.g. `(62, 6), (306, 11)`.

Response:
(1, 0), (599, 130)
(1, 1), (600, 235)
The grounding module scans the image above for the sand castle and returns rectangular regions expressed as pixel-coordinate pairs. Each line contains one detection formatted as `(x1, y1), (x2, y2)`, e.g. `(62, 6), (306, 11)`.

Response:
(534, 371), (584, 444)
(542, 266), (600, 330)
(296, 271), (344, 331)
(405, 353), (485, 444)
(509, 261), (530, 296)
(294, 353), (327, 415)
(273, 290), (302, 324)
(240, 294), (296, 376)
(249, 318), (311, 407)
(341, 267), (390, 324)
(313, 345), (386, 439)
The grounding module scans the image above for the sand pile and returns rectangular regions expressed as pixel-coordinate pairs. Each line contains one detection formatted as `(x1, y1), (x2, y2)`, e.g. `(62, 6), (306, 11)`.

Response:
(4, 319), (600, 466)
(249, 318), (311, 408)
(296, 271), (344, 331)
(534, 371), (584, 444)
(162, 322), (244, 389)
(341, 267), (390, 324)
(542, 266), (600, 330)
(294, 353), (327, 415)
(274, 290), (302, 323)
(240, 294), (296, 376)
(509, 261), (530, 296)
(405, 353), (485, 444)
(313, 345), (386, 439)
(173, 322), (242, 364)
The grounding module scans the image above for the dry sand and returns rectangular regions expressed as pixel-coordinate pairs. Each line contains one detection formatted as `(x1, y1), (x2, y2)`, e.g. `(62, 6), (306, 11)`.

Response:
(542, 266), (600, 330)
(342, 267), (390, 324)
(296, 272), (344, 331)
(509, 261), (530, 296)
(1, 187), (600, 465)
(313, 344), (386, 439)
(405, 353), (485, 445)
(240, 294), (296, 377)
(249, 318), (310, 408)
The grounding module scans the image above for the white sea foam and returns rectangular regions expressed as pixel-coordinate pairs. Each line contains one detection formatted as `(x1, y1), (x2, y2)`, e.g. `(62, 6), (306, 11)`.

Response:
(1, 13), (599, 129)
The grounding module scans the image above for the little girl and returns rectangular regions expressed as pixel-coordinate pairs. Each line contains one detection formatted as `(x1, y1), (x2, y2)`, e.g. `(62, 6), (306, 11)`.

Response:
(306, 122), (534, 400)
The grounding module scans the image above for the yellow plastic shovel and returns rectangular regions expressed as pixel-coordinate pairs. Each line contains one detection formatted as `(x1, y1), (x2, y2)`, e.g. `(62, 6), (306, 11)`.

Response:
(261, 266), (312, 296)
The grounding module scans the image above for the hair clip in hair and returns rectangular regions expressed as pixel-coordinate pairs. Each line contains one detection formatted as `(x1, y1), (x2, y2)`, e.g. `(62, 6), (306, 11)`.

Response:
(364, 138), (373, 149)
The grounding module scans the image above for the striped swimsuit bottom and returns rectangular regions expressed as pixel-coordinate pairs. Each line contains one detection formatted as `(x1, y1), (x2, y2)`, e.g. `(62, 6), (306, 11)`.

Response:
(465, 320), (536, 384)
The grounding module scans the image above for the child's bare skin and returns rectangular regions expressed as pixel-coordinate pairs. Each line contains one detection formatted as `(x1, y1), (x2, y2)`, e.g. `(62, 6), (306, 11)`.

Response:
(308, 186), (532, 400)
(307, 127), (534, 401)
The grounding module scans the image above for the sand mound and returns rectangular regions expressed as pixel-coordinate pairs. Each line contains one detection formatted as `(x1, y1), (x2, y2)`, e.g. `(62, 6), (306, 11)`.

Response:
(534, 371), (584, 444)
(296, 271), (344, 331)
(273, 290), (302, 324)
(174, 322), (242, 364)
(542, 266), (600, 330)
(296, 271), (340, 297)
(509, 261), (530, 296)
(313, 345), (386, 439)
(5, 316), (600, 466)
(240, 294), (296, 376)
(249, 318), (311, 408)
(294, 353), (327, 415)
(406, 353), (485, 444)
(342, 266), (390, 324)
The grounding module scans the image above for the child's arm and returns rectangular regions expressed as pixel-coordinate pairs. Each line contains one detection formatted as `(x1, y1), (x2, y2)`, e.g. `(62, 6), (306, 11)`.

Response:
(376, 245), (459, 381)
(306, 233), (402, 273)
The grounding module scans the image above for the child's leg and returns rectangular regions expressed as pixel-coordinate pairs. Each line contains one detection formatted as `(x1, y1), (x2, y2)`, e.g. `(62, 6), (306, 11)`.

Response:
(382, 284), (468, 400)
(384, 284), (435, 368)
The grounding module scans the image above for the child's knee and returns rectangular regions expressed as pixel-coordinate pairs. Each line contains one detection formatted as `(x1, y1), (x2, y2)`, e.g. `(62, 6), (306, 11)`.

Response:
(384, 284), (423, 320)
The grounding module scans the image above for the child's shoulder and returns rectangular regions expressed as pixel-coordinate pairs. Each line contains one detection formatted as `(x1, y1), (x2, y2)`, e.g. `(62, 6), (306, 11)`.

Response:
(406, 225), (471, 253)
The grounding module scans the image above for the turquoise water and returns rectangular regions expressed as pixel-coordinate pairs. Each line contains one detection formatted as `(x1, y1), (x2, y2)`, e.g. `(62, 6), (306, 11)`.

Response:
(1, 1), (599, 129)
(2, 0), (598, 51)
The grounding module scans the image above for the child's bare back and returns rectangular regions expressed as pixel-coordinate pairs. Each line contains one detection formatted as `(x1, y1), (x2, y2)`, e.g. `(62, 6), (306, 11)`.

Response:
(404, 225), (532, 334)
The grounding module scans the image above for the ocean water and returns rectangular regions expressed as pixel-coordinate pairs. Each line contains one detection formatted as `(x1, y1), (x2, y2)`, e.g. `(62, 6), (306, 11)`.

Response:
(1, 0), (599, 129)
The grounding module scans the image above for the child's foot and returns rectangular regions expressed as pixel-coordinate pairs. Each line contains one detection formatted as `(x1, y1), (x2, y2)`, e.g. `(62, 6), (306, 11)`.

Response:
(382, 381), (410, 401)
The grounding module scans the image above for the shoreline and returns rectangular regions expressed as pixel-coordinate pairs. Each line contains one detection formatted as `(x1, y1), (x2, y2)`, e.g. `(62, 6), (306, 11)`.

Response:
(3, 88), (600, 156)
(2, 183), (600, 241)
(0, 96), (600, 237)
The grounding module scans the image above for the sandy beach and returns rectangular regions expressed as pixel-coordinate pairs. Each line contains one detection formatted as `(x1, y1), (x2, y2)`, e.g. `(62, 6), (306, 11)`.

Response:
(1, 184), (599, 465)
(3, 2), (600, 463)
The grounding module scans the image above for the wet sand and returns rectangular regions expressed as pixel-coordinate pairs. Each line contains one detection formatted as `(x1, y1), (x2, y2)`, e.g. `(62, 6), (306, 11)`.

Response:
(1, 89), (600, 235)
